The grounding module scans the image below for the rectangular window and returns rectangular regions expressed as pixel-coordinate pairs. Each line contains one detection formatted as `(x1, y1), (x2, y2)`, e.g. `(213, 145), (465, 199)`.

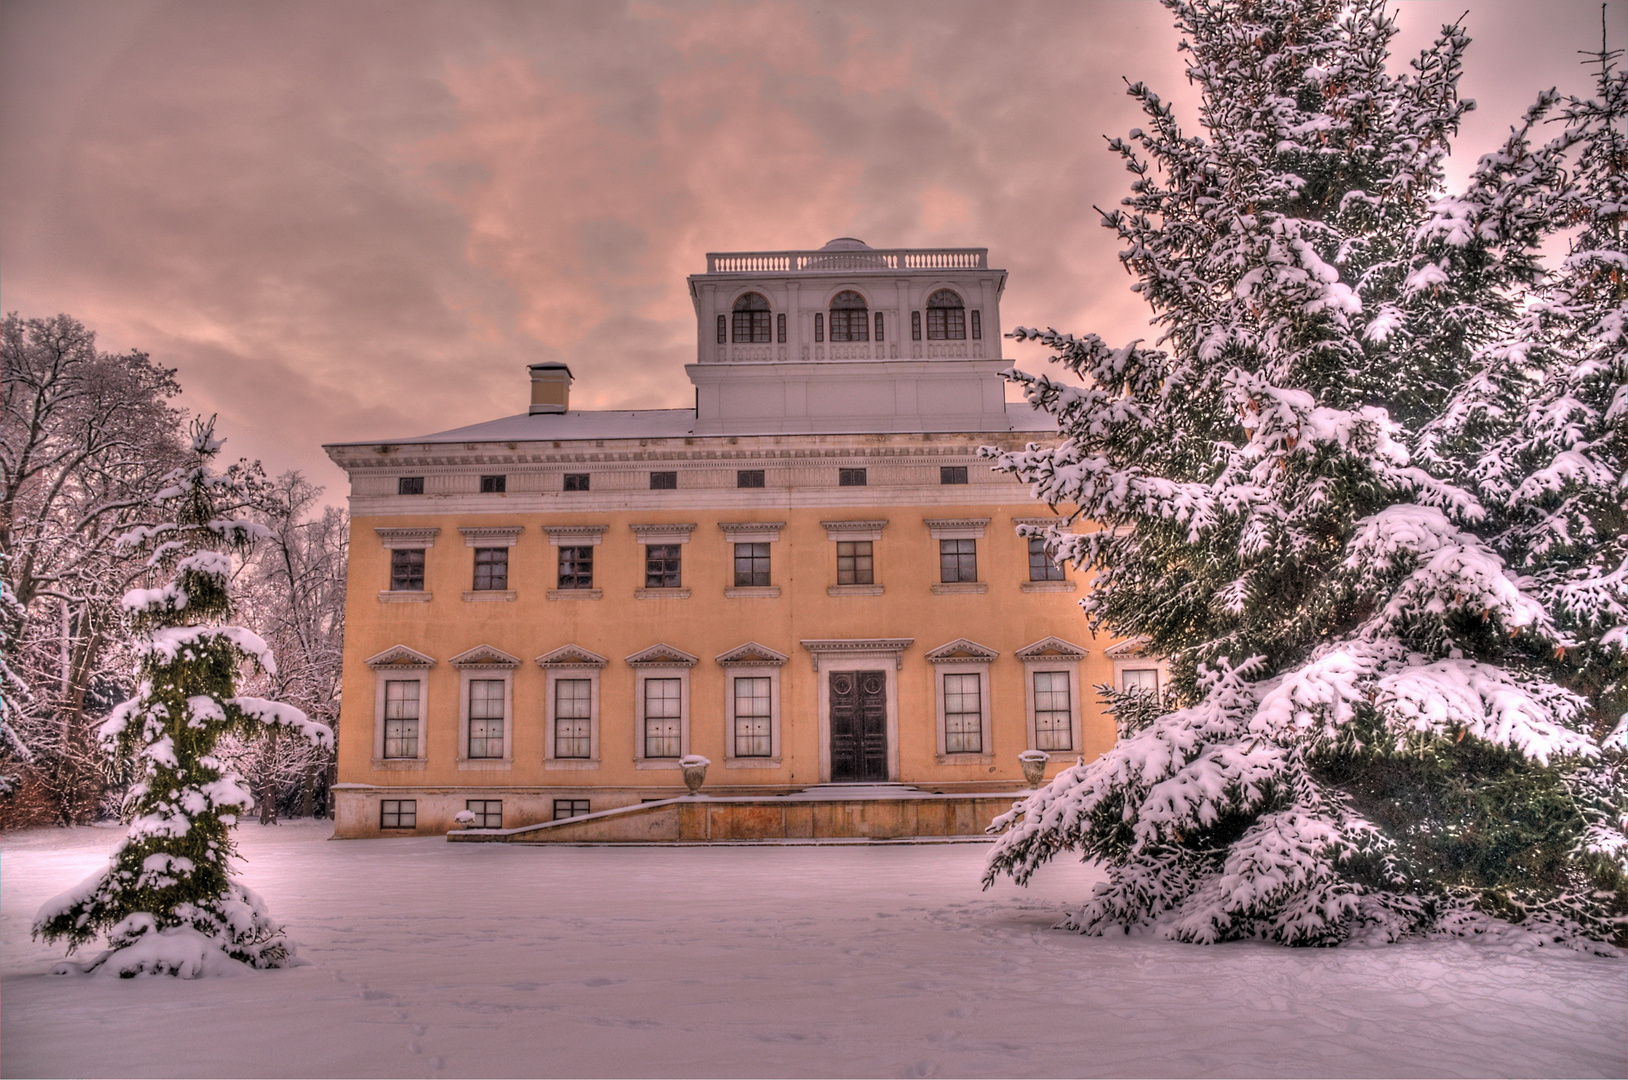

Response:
(737, 469), (765, 488)
(398, 476), (424, 496)
(557, 546), (594, 589)
(971, 310), (982, 339)
(776, 312), (786, 343)
(650, 471), (677, 490)
(874, 311), (884, 342)
(479, 474), (506, 494)
(943, 673), (983, 754)
(734, 542), (770, 587)
(927, 307), (965, 340)
(645, 544), (682, 589)
(814, 313), (824, 342)
(1033, 671), (1073, 752)
(554, 679), (592, 759)
(940, 539), (977, 583)
(733, 309), (771, 343)
(553, 798), (591, 821)
(563, 473), (590, 492)
(940, 466), (968, 485)
(643, 678), (682, 758)
(1122, 668), (1160, 694)
(380, 799), (416, 829)
(830, 309), (868, 342)
(1028, 537), (1064, 581)
(466, 799), (502, 828)
(836, 541), (873, 585)
(716, 314), (726, 344)
(472, 547), (508, 591)
(382, 680), (420, 759)
(733, 676), (773, 757)
(389, 548), (425, 591)
(467, 679), (505, 759)
(911, 310), (922, 340)
(838, 468), (867, 487)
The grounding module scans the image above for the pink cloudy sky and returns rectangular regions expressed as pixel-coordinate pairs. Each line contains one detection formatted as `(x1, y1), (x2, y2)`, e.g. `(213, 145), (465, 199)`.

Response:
(3, 1), (1623, 496)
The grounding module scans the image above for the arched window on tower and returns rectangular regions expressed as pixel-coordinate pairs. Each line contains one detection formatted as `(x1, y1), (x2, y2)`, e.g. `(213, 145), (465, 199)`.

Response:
(732, 293), (772, 343)
(829, 291), (869, 342)
(926, 290), (966, 340)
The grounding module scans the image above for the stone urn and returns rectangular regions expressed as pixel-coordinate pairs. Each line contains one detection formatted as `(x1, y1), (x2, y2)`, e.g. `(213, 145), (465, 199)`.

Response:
(679, 754), (711, 795)
(1018, 750), (1049, 789)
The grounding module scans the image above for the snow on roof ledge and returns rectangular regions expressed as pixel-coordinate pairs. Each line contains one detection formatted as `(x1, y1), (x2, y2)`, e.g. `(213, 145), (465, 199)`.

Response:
(325, 402), (1055, 449)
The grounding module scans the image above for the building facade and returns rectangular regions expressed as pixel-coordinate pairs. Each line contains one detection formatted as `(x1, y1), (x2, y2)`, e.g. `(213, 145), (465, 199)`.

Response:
(325, 239), (1160, 837)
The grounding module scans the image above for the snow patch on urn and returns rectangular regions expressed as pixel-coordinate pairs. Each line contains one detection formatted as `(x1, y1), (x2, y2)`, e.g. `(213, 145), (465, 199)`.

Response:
(679, 755), (710, 794)
(1017, 750), (1049, 788)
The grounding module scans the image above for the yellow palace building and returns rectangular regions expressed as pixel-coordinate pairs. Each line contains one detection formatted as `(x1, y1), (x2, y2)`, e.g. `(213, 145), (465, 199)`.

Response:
(324, 239), (1159, 838)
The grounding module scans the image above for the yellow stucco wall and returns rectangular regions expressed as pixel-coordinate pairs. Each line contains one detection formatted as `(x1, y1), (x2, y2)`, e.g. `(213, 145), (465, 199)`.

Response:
(334, 501), (1122, 836)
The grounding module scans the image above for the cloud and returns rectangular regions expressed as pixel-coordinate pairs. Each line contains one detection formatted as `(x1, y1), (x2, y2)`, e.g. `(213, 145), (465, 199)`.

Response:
(1, 0), (1622, 497)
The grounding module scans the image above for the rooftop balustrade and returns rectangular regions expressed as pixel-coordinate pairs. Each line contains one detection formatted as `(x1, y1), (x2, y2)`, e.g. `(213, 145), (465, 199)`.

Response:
(704, 248), (989, 274)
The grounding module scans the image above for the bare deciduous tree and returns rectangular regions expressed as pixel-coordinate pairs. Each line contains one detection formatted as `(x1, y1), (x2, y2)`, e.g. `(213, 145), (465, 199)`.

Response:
(222, 472), (346, 821)
(1, 314), (186, 823)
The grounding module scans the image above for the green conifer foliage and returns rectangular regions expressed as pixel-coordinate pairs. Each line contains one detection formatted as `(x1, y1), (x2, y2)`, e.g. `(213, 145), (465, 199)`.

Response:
(32, 419), (332, 977)
(984, 0), (1626, 949)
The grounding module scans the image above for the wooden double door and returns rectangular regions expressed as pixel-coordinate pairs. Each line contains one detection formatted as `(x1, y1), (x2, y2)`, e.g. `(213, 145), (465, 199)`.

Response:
(829, 670), (887, 782)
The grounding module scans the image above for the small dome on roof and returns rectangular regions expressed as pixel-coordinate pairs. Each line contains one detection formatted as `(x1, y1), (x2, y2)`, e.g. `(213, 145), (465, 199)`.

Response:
(819, 237), (872, 251)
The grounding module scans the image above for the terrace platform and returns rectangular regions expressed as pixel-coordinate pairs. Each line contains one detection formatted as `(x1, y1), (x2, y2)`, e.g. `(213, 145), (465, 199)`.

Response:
(446, 784), (1029, 845)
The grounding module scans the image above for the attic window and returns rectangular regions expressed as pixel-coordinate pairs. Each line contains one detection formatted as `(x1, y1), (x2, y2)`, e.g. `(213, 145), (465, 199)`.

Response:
(650, 471), (678, 490)
(399, 476), (425, 496)
(564, 473), (589, 492)
(479, 475), (505, 494)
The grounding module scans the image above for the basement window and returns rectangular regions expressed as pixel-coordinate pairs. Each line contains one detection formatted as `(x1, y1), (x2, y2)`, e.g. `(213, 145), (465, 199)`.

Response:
(379, 800), (416, 829)
(553, 799), (591, 820)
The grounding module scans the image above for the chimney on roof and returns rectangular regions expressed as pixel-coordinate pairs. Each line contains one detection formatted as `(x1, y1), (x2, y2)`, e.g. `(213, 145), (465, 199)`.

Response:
(528, 363), (573, 415)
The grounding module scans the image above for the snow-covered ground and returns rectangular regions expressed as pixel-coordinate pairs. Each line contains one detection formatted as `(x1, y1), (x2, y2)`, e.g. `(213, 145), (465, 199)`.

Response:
(2, 821), (1623, 1079)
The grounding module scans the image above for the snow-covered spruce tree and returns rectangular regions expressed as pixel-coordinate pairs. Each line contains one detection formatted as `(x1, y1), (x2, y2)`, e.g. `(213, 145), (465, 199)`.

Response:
(983, 0), (1628, 948)
(1418, 36), (1628, 913)
(32, 419), (332, 976)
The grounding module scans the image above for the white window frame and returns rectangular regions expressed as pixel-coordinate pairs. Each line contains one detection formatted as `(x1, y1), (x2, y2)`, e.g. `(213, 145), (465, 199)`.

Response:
(925, 519), (990, 595)
(716, 642), (789, 768)
(536, 645), (607, 770)
(459, 526), (521, 602)
(719, 522), (784, 598)
(820, 519), (887, 596)
(626, 644), (698, 769)
(1016, 636), (1088, 755)
(543, 525), (607, 600)
(631, 523), (696, 599)
(924, 638), (998, 763)
(1106, 637), (1169, 698)
(1013, 517), (1079, 593)
(1120, 667), (1161, 694)
(364, 645), (435, 769)
(449, 645), (520, 770)
(375, 527), (438, 603)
